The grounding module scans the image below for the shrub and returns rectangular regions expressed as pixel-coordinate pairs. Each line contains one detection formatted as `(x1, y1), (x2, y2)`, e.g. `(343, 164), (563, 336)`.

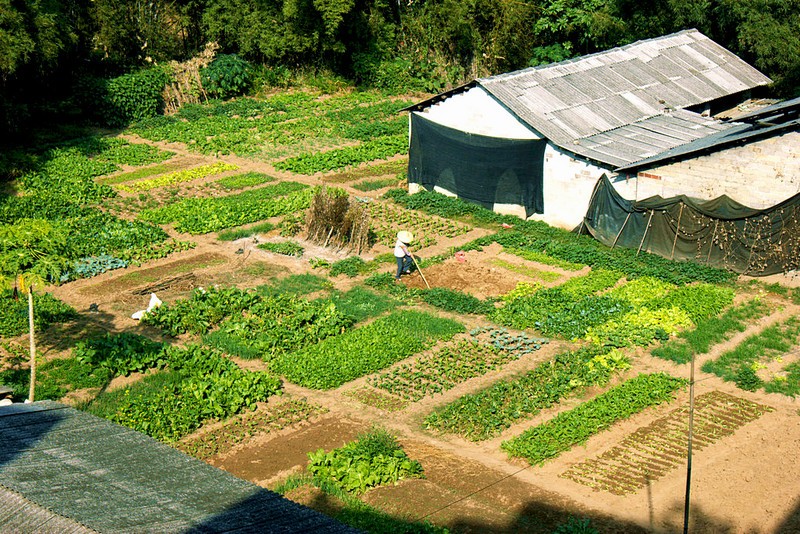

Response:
(103, 67), (171, 127)
(201, 54), (252, 99)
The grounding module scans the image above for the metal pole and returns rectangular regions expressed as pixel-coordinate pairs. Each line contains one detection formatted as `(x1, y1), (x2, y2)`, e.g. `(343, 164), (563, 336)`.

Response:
(683, 352), (696, 534)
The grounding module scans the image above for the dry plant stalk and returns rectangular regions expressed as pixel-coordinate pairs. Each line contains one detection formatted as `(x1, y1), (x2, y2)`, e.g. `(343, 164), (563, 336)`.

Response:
(162, 42), (220, 114)
(306, 188), (372, 254)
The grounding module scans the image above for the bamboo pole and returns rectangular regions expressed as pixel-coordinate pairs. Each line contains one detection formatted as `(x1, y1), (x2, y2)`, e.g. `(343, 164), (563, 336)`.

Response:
(706, 220), (719, 265)
(28, 289), (36, 403)
(411, 255), (431, 289)
(671, 203), (684, 260)
(637, 210), (654, 256)
(612, 212), (632, 249)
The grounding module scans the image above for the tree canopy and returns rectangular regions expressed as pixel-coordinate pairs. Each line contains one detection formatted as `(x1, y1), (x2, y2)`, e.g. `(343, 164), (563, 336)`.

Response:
(1, 0), (798, 139)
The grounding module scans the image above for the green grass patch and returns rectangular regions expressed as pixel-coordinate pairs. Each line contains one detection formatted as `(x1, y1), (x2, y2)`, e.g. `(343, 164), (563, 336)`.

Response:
(490, 258), (563, 282)
(257, 240), (304, 257)
(504, 247), (585, 271)
(424, 346), (630, 441)
(327, 287), (398, 322)
(215, 171), (275, 190)
(217, 221), (276, 241)
(352, 176), (402, 192)
(271, 310), (463, 389)
(263, 273), (333, 296)
(502, 372), (686, 465)
(419, 287), (494, 315)
(652, 299), (771, 364)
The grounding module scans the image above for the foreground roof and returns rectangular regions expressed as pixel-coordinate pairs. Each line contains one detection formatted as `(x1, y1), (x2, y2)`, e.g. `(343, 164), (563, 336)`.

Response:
(0, 401), (358, 533)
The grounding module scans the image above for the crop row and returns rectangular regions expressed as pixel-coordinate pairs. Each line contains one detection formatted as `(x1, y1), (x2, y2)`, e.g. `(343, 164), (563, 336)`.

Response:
(424, 346), (630, 441)
(274, 135), (407, 175)
(131, 92), (409, 159)
(117, 162), (238, 192)
(138, 181), (312, 234)
(561, 391), (772, 494)
(702, 315), (800, 394)
(652, 298), (772, 364)
(271, 310), (463, 389)
(368, 328), (547, 402)
(501, 372), (686, 465)
(492, 271), (734, 346)
(367, 200), (472, 248)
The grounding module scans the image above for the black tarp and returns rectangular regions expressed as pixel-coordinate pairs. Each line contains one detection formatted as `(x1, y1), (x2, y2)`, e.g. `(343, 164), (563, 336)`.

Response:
(408, 112), (546, 216)
(581, 175), (800, 276)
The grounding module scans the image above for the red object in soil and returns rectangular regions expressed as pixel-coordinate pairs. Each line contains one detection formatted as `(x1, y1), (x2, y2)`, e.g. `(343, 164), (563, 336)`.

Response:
(455, 251), (467, 262)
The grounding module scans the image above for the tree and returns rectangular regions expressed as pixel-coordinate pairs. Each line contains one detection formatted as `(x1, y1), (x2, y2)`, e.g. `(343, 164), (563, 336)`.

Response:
(0, 220), (68, 403)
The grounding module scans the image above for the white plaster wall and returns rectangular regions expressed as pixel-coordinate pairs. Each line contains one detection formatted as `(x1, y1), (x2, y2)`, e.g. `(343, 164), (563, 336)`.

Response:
(526, 143), (619, 230)
(635, 131), (800, 207)
(420, 87), (541, 139)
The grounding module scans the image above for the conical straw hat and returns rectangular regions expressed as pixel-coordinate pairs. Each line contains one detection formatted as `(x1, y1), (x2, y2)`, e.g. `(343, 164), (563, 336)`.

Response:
(397, 231), (414, 243)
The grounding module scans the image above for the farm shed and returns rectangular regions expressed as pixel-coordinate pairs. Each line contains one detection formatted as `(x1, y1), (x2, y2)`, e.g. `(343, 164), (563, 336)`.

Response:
(0, 401), (358, 533)
(406, 29), (778, 230)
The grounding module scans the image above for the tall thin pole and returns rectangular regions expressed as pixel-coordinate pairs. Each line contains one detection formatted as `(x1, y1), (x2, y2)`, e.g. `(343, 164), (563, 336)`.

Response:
(683, 352), (696, 534)
(28, 288), (36, 403)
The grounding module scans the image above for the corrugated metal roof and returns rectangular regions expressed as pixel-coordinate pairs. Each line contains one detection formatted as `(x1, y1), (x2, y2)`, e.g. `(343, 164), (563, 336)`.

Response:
(616, 97), (800, 172)
(0, 401), (360, 533)
(475, 29), (772, 167)
(574, 109), (738, 168)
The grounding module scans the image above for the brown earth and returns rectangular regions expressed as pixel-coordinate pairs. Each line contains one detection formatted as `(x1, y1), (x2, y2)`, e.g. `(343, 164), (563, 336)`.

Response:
(11, 140), (800, 534)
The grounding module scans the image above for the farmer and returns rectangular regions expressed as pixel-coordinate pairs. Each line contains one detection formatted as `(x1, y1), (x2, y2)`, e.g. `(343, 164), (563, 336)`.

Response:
(394, 231), (414, 280)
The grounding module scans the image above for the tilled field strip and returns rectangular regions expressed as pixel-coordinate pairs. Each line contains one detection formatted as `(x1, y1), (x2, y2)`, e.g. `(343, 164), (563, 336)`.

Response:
(561, 390), (773, 495)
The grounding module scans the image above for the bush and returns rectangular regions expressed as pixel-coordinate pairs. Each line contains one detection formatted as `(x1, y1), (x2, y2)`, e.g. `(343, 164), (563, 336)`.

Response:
(201, 54), (252, 99)
(103, 67), (171, 127)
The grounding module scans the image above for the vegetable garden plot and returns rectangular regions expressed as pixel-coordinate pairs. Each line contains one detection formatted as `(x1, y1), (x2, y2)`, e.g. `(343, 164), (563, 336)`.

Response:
(561, 391), (773, 495)
(271, 310), (463, 389)
(501, 373), (686, 465)
(424, 346), (630, 441)
(138, 181), (313, 234)
(117, 162), (238, 192)
(366, 201), (472, 249)
(701, 315), (800, 395)
(363, 328), (548, 404)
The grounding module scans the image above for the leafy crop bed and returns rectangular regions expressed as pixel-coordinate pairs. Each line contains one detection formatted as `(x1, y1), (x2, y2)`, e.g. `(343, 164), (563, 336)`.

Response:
(501, 372), (685, 465)
(138, 181), (312, 234)
(117, 162), (238, 192)
(130, 91), (411, 162)
(367, 200), (472, 249)
(366, 328), (547, 403)
(424, 346), (630, 441)
(701, 315), (800, 394)
(561, 391), (773, 494)
(272, 310), (463, 389)
(85, 343), (281, 443)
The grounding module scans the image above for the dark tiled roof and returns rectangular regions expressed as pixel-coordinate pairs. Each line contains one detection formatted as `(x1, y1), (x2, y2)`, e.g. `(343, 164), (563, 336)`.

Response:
(0, 401), (360, 533)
